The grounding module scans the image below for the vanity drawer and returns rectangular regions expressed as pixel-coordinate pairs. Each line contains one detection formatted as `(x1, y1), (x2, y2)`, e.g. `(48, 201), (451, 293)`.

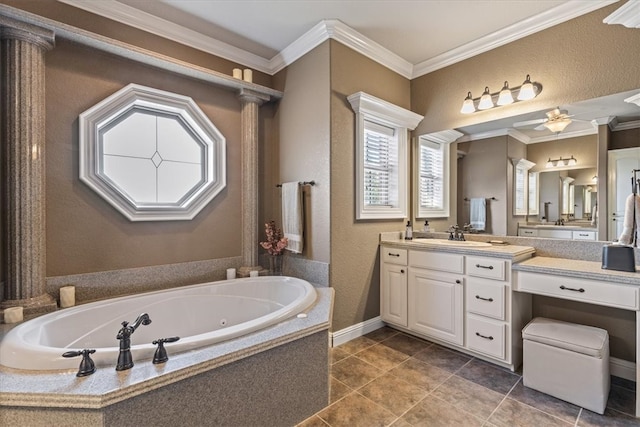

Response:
(466, 256), (506, 281)
(409, 251), (464, 274)
(572, 230), (597, 240)
(466, 314), (506, 360)
(466, 278), (505, 320)
(515, 271), (639, 310)
(381, 247), (407, 265)
(518, 228), (538, 237)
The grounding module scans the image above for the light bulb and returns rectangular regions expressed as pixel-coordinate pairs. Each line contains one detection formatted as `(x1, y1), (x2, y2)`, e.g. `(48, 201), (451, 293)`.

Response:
(477, 87), (494, 110)
(546, 158), (553, 168)
(568, 156), (577, 166)
(497, 81), (514, 106)
(460, 92), (475, 114)
(517, 74), (536, 100)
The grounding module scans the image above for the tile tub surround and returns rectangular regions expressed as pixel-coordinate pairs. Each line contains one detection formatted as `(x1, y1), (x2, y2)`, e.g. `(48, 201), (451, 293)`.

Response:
(0, 288), (333, 426)
(298, 327), (640, 427)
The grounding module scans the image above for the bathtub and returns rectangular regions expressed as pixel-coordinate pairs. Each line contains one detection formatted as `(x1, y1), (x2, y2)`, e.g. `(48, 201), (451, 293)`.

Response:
(0, 276), (317, 371)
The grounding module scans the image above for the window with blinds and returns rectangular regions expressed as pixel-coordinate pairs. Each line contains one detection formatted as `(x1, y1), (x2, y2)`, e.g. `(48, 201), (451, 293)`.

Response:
(363, 120), (397, 208)
(514, 166), (526, 214)
(417, 138), (447, 217)
(528, 172), (539, 215)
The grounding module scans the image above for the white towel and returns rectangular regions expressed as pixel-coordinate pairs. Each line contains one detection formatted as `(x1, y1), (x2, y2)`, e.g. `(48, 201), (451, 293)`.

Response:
(282, 182), (304, 254)
(591, 203), (598, 227)
(618, 194), (640, 245)
(470, 198), (486, 231)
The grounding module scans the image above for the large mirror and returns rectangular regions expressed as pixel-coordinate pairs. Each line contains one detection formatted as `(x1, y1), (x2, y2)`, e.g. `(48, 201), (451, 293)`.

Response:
(422, 88), (640, 241)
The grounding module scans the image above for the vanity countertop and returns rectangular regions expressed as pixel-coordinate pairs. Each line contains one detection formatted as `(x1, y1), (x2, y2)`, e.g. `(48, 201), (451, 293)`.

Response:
(519, 224), (597, 231)
(380, 237), (535, 259)
(513, 256), (640, 286)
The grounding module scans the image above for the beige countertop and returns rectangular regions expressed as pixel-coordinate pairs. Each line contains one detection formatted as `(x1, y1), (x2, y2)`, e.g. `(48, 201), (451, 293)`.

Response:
(513, 256), (640, 286)
(380, 237), (535, 260)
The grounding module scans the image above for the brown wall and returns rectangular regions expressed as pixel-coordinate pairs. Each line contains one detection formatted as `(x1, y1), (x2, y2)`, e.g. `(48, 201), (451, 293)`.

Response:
(329, 40), (412, 331)
(44, 40), (245, 277)
(527, 134), (598, 173)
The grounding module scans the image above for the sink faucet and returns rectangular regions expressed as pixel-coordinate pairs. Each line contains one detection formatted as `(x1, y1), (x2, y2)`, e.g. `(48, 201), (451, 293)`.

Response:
(555, 218), (565, 226)
(448, 225), (465, 241)
(116, 313), (151, 371)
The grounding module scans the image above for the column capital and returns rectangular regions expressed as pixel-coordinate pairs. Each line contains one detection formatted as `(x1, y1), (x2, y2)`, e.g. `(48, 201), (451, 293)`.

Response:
(238, 88), (270, 106)
(0, 15), (55, 50)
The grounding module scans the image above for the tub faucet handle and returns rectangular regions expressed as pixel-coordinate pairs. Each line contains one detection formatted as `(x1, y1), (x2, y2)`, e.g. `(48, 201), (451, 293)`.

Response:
(62, 349), (96, 377)
(152, 336), (180, 364)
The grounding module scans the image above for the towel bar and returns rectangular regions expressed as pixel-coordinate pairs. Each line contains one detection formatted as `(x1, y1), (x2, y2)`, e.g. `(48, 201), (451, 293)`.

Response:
(276, 181), (315, 187)
(464, 197), (497, 201)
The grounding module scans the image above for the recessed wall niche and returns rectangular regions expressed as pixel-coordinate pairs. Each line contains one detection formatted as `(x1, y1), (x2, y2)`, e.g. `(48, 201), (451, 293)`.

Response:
(79, 84), (226, 221)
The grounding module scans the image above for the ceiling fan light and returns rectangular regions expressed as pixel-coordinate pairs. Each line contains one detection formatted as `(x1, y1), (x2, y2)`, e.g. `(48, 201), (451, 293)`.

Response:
(517, 74), (536, 100)
(478, 87), (494, 110)
(543, 118), (572, 133)
(460, 92), (475, 114)
(497, 81), (514, 106)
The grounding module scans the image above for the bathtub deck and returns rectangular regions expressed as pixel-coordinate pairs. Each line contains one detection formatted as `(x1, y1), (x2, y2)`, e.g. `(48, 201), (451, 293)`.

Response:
(0, 288), (333, 425)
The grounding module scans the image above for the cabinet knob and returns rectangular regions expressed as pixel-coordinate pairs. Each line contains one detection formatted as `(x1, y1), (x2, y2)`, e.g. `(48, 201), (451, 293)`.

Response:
(455, 279), (461, 284)
(400, 269), (405, 274)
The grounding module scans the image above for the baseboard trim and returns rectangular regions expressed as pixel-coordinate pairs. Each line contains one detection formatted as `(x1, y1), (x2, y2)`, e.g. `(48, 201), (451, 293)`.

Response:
(610, 357), (636, 381)
(331, 316), (384, 347)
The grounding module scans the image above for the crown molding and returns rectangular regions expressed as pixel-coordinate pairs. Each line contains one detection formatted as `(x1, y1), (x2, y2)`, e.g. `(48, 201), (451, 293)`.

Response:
(412, 0), (618, 77)
(604, 0), (640, 28)
(613, 119), (640, 132)
(57, 0), (271, 73)
(58, 0), (616, 79)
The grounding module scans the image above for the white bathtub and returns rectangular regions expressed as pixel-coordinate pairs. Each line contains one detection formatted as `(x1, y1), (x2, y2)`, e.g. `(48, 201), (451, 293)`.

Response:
(0, 276), (317, 371)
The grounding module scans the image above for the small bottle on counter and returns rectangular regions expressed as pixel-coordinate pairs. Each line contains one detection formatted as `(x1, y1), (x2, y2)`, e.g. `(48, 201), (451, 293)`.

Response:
(423, 220), (430, 232)
(405, 221), (413, 240)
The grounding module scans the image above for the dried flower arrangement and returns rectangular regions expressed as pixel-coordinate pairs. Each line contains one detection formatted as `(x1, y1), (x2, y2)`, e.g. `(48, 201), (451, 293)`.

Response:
(259, 220), (288, 256)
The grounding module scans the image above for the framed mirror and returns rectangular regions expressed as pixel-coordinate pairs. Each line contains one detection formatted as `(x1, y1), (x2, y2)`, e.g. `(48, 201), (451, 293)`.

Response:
(79, 84), (226, 221)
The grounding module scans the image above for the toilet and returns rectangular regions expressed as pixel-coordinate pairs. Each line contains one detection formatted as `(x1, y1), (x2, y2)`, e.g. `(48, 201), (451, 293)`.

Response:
(522, 317), (610, 414)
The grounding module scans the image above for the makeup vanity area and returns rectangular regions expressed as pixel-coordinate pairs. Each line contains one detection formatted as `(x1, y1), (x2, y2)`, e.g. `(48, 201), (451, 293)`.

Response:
(379, 233), (640, 416)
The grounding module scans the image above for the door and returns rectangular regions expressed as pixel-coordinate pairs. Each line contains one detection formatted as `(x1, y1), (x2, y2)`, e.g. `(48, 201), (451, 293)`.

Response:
(408, 268), (463, 345)
(381, 263), (408, 327)
(608, 148), (640, 241)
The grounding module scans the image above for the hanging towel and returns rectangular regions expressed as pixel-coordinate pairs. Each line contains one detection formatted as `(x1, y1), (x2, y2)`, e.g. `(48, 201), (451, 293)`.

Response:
(470, 198), (486, 231)
(591, 203), (598, 227)
(617, 194), (640, 245)
(282, 182), (304, 254)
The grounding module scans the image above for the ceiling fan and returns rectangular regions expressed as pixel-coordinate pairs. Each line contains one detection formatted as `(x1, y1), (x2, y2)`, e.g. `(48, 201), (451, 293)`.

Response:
(513, 107), (583, 133)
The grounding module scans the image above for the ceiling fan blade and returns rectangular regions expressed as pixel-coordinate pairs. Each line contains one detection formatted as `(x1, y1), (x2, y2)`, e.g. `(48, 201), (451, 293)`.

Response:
(513, 118), (547, 128)
(534, 123), (548, 131)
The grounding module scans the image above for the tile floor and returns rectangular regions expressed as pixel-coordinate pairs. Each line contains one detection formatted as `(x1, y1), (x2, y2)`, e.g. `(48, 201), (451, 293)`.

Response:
(298, 326), (640, 427)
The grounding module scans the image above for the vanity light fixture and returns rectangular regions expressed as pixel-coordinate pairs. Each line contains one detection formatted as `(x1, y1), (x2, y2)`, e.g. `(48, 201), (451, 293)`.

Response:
(460, 74), (542, 114)
(545, 155), (577, 168)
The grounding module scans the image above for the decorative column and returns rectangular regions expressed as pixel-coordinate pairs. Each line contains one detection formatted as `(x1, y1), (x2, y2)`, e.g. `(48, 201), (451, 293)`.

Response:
(0, 17), (57, 314)
(237, 88), (270, 276)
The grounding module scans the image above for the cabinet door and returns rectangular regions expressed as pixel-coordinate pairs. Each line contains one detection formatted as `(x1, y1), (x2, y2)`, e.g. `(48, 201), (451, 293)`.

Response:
(408, 269), (463, 345)
(381, 263), (408, 327)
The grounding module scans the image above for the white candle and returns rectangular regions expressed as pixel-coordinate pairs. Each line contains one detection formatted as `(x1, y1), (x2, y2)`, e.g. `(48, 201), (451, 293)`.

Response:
(60, 285), (76, 308)
(226, 268), (236, 280)
(4, 306), (23, 324)
(249, 270), (259, 277)
(243, 69), (253, 83)
(232, 68), (242, 79)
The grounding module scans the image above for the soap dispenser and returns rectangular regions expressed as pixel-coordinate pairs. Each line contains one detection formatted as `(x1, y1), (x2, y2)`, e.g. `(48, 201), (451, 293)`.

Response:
(423, 220), (430, 232)
(405, 221), (413, 240)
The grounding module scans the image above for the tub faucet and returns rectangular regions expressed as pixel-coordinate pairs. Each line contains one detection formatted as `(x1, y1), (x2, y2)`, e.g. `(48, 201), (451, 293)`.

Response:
(116, 313), (151, 371)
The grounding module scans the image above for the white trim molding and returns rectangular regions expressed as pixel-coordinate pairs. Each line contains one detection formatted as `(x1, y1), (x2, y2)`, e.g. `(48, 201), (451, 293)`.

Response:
(57, 0), (616, 78)
(331, 316), (385, 347)
(604, 0), (640, 28)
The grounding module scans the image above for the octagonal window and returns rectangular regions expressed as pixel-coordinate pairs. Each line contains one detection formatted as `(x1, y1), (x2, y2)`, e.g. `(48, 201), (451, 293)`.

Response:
(79, 84), (226, 221)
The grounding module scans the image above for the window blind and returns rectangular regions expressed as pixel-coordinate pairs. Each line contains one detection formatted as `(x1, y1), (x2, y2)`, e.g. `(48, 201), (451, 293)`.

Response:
(528, 172), (538, 215)
(419, 139), (444, 210)
(515, 167), (526, 213)
(363, 120), (397, 207)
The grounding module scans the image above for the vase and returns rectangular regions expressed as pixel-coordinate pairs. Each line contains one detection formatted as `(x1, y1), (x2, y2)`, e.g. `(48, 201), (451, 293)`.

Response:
(269, 254), (283, 275)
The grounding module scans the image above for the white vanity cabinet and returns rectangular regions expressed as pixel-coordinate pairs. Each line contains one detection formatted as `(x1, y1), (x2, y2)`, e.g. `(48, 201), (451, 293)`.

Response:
(380, 247), (408, 326)
(379, 243), (533, 371)
(408, 251), (464, 345)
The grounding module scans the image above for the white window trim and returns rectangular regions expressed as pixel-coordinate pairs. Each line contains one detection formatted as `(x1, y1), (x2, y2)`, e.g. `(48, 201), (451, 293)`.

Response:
(415, 130), (462, 219)
(511, 158), (536, 216)
(348, 92), (423, 220)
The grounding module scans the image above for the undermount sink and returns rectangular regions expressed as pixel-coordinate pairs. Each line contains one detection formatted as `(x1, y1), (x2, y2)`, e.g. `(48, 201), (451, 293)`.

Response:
(412, 238), (492, 247)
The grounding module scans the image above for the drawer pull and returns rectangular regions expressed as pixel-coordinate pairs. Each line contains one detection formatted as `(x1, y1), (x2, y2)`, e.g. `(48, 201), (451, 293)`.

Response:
(560, 285), (585, 293)
(475, 264), (494, 270)
(475, 295), (494, 302)
(388, 253), (400, 257)
(578, 234), (589, 237)
(475, 332), (494, 341)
